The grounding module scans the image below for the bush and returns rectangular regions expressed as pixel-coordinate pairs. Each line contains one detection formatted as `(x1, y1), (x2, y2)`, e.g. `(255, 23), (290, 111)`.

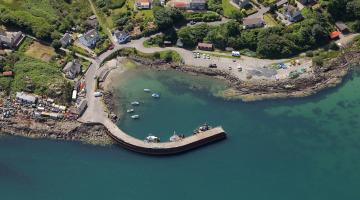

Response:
(312, 56), (324, 66)
(328, 42), (339, 50)
(306, 51), (314, 57)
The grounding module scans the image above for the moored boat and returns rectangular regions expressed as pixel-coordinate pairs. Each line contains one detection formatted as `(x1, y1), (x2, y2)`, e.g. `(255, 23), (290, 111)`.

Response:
(144, 135), (160, 143)
(127, 109), (134, 113)
(151, 93), (160, 98)
(131, 114), (140, 119)
(131, 101), (140, 106)
(144, 88), (151, 92)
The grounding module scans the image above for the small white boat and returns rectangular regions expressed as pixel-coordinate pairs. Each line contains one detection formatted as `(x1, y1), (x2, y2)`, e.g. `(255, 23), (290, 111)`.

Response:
(131, 101), (140, 106)
(131, 114), (140, 119)
(127, 109), (134, 113)
(169, 132), (182, 142)
(144, 135), (160, 143)
(144, 88), (151, 92)
(151, 93), (160, 98)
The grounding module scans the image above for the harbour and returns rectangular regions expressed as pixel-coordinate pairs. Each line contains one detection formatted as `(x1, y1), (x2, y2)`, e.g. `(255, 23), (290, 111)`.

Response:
(2, 68), (360, 199)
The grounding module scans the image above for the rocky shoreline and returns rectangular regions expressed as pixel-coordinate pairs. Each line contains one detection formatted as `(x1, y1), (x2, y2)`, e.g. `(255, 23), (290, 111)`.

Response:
(2, 49), (359, 145)
(119, 50), (360, 102)
(0, 119), (114, 145)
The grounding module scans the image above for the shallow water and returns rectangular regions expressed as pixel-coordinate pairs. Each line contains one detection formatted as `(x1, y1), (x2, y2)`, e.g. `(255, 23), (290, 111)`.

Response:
(1, 68), (360, 200)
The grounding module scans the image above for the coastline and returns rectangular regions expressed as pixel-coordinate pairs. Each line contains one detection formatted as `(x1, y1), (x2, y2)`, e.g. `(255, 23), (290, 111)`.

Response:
(1, 48), (359, 145)
(112, 50), (360, 102)
(0, 119), (114, 145)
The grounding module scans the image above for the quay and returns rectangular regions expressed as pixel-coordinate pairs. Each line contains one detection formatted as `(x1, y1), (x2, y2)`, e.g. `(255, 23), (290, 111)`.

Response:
(77, 39), (227, 155)
(102, 118), (226, 155)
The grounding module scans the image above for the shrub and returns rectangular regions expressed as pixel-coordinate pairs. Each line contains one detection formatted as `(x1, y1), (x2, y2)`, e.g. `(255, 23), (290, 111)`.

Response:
(306, 51), (314, 57)
(312, 56), (324, 66)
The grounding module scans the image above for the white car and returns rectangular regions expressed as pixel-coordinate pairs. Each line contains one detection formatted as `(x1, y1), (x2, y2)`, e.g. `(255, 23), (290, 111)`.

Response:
(94, 92), (103, 97)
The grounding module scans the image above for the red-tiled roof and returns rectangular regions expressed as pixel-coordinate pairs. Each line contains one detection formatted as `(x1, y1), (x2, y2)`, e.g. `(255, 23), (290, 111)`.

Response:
(174, 2), (189, 7)
(198, 43), (213, 48)
(2, 71), (13, 76)
(329, 31), (340, 39)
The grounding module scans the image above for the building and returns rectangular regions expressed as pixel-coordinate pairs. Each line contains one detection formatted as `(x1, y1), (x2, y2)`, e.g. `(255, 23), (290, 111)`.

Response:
(41, 112), (64, 120)
(136, 0), (151, 9)
(78, 29), (100, 48)
(63, 59), (82, 79)
(16, 92), (37, 104)
(85, 15), (99, 29)
(60, 33), (72, 47)
(335, 22), (350, 34)
(198, 43), (214, 51)
(2, 71), (13, 77)
(232, 0), (250, 8)
(190, 0), (207, 10)
(0, 31), (24, 49)
(114, 30), (130, 44)
(284, 5), (303, 22)
(77, 99), (88, 116)
(243, 18), (265, 29)
(171, 0), (191, 9)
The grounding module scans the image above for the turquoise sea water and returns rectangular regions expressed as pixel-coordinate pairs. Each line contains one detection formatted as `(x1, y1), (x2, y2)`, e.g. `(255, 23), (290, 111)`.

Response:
(2, 68), (360, 200)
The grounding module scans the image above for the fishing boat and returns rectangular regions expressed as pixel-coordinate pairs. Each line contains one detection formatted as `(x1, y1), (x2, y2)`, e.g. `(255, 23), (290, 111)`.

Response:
(127, 109), (134, 113)
(131, 101), (140, 106)
(131, 114), (140, 119)
(144, 88), (151, 92)
(151, 93), (160, 98)
(144, 135), (160, 143)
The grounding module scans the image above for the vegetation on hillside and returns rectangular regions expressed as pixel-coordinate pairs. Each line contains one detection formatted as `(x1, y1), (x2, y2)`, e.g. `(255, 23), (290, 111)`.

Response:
(176, 10), (333, 58)
(326, 0), (360, 32)
(0, 54), (72, 102)
(0, 0), (92, 41)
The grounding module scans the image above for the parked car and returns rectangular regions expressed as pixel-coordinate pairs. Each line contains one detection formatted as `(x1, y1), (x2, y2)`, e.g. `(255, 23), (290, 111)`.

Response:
(209, 64), (217, 68)
(94, 92), (103, 97)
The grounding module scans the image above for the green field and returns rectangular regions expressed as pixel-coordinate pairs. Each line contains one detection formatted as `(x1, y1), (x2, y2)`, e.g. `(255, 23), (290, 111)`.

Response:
(222, 0), (239, 17)
(263, 13), (279, 26)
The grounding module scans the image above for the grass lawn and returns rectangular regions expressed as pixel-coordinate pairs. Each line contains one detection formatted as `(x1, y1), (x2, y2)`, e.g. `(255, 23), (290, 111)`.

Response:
(25, 41), (56, 62)
(143, 39), (160, 48)
(222, 0), (239, 17)
(135, 9), (154, 20)
(263, 13), (279, 26)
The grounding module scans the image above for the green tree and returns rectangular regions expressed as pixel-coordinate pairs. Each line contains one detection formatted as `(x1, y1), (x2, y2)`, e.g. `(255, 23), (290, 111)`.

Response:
(51, 40), (62, 50)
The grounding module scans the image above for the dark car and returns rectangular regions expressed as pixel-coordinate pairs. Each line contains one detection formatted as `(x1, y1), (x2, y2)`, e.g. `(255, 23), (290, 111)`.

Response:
(209, 64), (217, 68)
